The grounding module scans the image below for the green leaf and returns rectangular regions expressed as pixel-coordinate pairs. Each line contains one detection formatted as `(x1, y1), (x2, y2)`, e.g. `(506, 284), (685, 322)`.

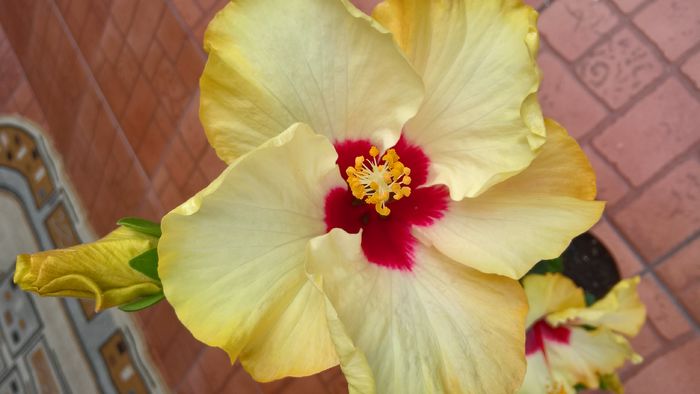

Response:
(584, 291), (597, 306)
(117, 217), (162, 238)
(129, 248), (159, 281)
(528, 256), (564, 275)
(573, 383), (587, 392)
(599, 373), (624, 394)
(119, 292), (164, 312)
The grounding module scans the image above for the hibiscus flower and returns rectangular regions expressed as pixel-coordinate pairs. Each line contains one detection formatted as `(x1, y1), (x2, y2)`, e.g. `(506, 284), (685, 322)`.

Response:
(519, 274), (645, 394)
(157, 0), (604, 392)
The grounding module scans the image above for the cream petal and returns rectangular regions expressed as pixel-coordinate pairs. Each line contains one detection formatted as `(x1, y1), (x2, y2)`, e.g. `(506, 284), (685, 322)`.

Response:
(416, 120), (604, 279)
(519, 352), (574, 394)
(523, 273), (586, 328)
(307, 270), (377, 394)
(547, 277), (646, 336)
(546, 328), (641, 389)
(374, 0), (545, 199)
(201, 0), (424, 163)
(159, 124), (345, 381)
(308, 229), (527, 394)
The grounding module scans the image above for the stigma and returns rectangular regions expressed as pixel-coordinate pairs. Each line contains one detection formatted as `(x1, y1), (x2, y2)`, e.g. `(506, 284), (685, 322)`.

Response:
(345, 145), (412, 216)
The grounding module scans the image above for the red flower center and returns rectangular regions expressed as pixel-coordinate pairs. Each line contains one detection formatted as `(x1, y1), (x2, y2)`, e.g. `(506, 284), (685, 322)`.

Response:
(324, 136), (449, 271)
(525, 319), (572, 355)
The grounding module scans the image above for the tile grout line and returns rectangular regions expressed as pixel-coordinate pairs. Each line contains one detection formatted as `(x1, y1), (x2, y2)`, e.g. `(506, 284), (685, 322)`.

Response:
(616, 3), (700, 103)
(172, 346), (206, 393)
(1, 6), (109, 220)
(595, 219), (700, 354)
(621, 330), (697, 380)
(46, 0), (152, 194)
(598, 136), (700, 217)
(117, 2), (166, 142)
(601, 149), (700, 270)
(641, 268), (700, 333)
(128, 2), (208, 216)
(646, 228), (700, 272)
(162, 0), (208, 61)
(605, 213), (700, 332)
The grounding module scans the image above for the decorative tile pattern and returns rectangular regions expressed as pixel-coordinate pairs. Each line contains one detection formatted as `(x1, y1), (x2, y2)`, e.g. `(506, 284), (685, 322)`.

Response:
(0, 369), (25, 394)
(0, 126), (54, 208)
(0, 278), (42, 357)
(576, 28), (663, 109)
(0, 117), (165, 394)
(100, 330), (149, 394)
(45, 203), (80, 249)
(26, 340), (63, 394)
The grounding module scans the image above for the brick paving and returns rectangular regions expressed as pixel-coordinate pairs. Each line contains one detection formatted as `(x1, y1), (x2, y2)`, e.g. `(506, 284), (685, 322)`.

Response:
(0, 0), (699, 392)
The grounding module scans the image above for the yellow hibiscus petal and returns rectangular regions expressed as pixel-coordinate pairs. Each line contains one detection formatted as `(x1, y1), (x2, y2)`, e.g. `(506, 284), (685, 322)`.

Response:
(307, 270), (376, 394)
(523, 274), (586, 328)
(241, 278), (338, 380)
(374, 0), (545, 199)
(547, 277), (646, 336)
(159, 124), (345, 381)
(490, 119), (597, 200)
(520, 352), (574, 394)
(201, 0), (424, 163)
(416, 120), (603, 279)
(546, 328), (641, 389)
(14, 227), (160, 311)
(308, 229), (527, 394)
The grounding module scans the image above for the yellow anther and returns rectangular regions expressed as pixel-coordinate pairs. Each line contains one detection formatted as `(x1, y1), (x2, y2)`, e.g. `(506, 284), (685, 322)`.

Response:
(375, 203), (390, 216)
(344, 145), (413, 216)
(393, 184), (408, 200)
(354, 156), (364, 168)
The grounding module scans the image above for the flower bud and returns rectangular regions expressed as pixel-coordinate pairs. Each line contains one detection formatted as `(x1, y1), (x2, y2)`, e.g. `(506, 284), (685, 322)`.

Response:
(14, 226), (162, 311)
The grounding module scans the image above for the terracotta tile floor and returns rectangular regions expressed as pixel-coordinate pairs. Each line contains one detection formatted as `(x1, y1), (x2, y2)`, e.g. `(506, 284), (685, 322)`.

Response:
(1, 0), (699, 392)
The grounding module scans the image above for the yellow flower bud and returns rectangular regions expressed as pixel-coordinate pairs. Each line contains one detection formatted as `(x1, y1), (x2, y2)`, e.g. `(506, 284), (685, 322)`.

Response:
(14, 226), (162, 311)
